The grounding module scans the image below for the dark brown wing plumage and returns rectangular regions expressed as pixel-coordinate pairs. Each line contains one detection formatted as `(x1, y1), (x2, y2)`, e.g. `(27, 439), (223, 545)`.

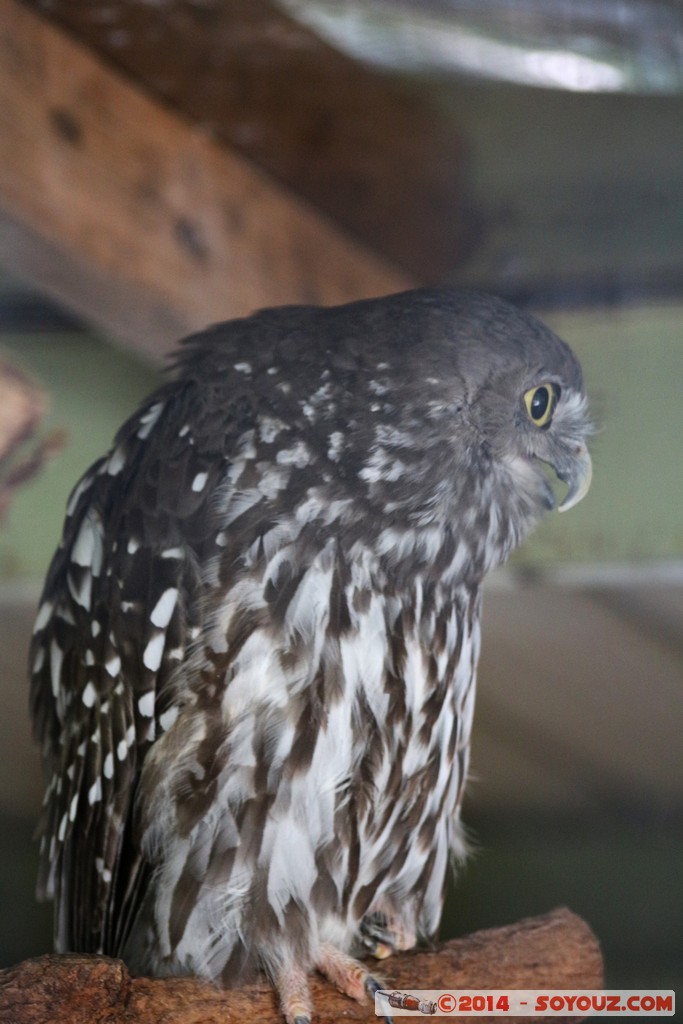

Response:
(30, 380), (227, 953)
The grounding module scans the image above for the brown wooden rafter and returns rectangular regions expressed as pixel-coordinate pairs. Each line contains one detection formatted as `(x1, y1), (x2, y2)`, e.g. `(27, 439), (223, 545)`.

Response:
(18, 0), (465, 281)
(0, 0), (412, 360)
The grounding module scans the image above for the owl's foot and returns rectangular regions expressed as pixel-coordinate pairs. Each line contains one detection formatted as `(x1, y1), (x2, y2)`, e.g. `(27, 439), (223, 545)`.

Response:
(275, 962), (313, 1024)
(276, 945), (392, 1024)
(317, 943), (393, 1022)
(360, 905), (417, 959)
(317, 942), (381, 1001)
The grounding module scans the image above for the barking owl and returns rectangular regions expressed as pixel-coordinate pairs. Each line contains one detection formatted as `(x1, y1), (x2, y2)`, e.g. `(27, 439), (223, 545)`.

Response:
(30, 290), (592, 1023)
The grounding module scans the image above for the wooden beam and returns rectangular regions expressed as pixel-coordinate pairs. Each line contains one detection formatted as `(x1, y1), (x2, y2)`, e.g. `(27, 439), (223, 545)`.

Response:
(19, 0), (465, 282)
(0, 0), (411, 360)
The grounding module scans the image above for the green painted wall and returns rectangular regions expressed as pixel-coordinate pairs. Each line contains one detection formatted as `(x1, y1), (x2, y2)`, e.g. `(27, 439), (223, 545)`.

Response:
(518, 303), (683, 567)
(0, 334), (160, 579)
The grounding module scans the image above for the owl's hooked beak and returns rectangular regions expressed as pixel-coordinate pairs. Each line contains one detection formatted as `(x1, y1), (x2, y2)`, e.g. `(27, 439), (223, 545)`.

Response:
(556, 443), (593, 512)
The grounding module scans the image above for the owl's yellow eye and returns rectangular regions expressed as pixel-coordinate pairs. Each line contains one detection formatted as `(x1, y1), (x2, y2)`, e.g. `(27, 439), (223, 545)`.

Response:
(524, 383), (559, 427)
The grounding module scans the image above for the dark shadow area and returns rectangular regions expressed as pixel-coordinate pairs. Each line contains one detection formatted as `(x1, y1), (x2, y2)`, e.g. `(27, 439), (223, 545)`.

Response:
(444, 808), (683, 991)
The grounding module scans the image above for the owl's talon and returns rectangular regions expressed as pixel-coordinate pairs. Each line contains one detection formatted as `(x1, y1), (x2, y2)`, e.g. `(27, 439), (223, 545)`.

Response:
(366, 981), (395, 1024)
(360, 903), (416, 956)
(364, 974), (384, 997)
(364, 938), (394, 959)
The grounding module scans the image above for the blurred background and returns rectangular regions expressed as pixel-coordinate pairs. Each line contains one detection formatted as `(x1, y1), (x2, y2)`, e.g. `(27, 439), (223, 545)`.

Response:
(0, 0), (681, 995)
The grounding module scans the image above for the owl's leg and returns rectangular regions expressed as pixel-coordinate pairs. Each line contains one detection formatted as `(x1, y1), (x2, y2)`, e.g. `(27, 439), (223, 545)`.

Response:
(275, 962), (313, 1024)
(359, 897), (417, 959)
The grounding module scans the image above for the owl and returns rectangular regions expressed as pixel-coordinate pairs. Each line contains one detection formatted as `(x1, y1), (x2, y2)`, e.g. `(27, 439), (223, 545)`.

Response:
(30, 290), (592, 1023)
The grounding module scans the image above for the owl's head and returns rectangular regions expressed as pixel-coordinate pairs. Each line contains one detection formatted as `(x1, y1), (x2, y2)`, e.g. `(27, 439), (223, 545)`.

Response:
(436, 291), (593, 516)
(317, 289), (593, 525)
(178, 290), (592, 551)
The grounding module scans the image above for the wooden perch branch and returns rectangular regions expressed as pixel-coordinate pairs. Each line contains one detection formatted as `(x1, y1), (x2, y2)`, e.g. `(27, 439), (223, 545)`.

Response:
(0, 907), (603, 1023)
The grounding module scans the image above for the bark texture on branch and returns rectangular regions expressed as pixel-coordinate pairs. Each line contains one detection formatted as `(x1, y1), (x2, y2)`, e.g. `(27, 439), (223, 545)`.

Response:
(0, 907), (603, 1023)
